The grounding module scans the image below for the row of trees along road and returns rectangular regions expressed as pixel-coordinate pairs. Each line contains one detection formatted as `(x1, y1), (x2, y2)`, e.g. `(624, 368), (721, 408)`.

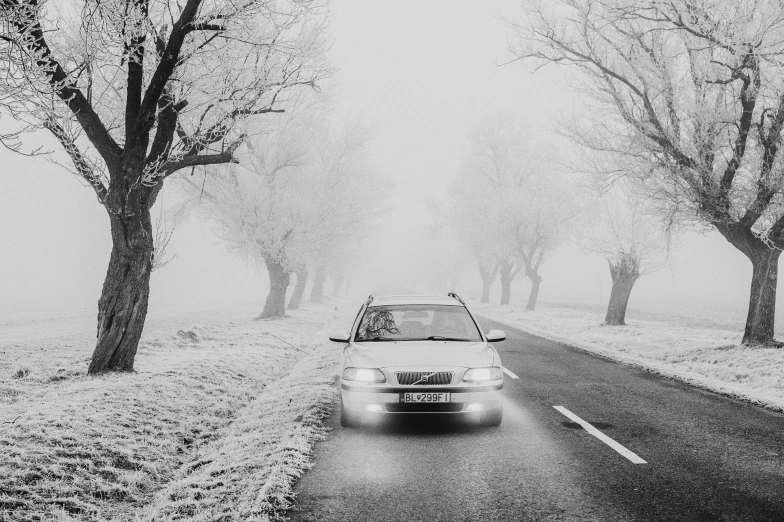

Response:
(512, 0), (784, 345)
(447, 113), (581, 310)
(0, 0), (329, 373)
(176, 97), (380, 320)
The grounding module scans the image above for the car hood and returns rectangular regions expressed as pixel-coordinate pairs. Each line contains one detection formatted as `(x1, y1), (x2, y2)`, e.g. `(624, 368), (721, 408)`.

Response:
(348, 341), (495, 368)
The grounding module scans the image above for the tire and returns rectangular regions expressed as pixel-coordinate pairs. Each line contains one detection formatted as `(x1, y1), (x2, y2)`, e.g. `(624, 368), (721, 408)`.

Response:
(340, 399), (359, 428)
(482, 408), (503, 427)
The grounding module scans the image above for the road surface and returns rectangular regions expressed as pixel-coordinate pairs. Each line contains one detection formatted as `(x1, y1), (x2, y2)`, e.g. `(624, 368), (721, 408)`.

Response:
(289, 319), (784, 521)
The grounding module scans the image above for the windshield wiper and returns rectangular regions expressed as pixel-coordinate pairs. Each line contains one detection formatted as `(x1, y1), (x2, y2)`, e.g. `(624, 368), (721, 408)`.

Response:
(423, 336), (472, 341)
(356, 337), (399, 342)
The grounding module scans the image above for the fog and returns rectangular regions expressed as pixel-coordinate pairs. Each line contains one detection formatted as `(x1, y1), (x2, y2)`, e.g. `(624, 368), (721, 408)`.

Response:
(0, 0), (768, 333)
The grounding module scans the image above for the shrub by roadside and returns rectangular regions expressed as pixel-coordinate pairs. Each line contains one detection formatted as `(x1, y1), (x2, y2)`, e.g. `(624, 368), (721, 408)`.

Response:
(473, 302), (784, 413)
(0, 305), (338, 522)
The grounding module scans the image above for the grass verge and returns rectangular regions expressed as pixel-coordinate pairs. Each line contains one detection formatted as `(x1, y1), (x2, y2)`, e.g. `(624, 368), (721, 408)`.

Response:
(137, 344), (338, 521)
(0, 305), (338, 522)
(474, 302), (784, 413)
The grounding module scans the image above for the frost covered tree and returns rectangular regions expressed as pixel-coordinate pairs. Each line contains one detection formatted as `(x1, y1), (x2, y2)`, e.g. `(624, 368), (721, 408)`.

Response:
(512, 0), (784, 344)
(449, 114), (535, 305)
(583, 187), (673, 325)
(179, 106), (378, 319)
(510, 181), (579, 311)
(0, 0), (328, 372)
(449, 113), (575, 307)
(448, 193), (500, 303)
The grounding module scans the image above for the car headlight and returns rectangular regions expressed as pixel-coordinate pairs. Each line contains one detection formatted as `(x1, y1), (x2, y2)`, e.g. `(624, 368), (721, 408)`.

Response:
(463, 367), (503, 382)
(342, 367), (386, 383)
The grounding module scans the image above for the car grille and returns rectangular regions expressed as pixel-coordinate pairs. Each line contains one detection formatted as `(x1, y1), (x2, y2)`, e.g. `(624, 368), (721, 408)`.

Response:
(387, 403), (463, 413)
(395, 371), (453, 385)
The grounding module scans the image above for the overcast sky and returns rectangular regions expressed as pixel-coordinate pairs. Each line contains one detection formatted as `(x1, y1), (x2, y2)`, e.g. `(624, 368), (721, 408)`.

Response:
(0, 0), (768, 330)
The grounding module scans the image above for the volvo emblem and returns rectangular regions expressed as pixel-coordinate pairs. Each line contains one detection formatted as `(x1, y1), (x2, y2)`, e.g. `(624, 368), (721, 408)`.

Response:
(411, 372), (437, 385)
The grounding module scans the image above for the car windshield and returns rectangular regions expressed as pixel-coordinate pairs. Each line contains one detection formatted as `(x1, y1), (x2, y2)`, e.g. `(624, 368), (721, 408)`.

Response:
(355, 304), (483, 342)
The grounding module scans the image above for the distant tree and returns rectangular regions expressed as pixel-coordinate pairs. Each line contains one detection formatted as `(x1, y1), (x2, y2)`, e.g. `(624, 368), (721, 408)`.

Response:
(504, 174), (580, 310)
(447, 192), (500, 303)
(512, 0), (784, 344)
(512, 191), (578, 310)
(179, 105), (379, 318)
(309, 265), (327, 304)
(583, 187), (674, 325)
(449, 113), (536, 305)
(449, 113), (577, 307)
(287, 266), (309, 310)
(0, 0), (328, 373)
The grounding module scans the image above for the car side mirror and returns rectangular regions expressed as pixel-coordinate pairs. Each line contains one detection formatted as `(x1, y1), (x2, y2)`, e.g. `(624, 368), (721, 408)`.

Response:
(486, 329), (506, 342)
(329, 330), (350, 343)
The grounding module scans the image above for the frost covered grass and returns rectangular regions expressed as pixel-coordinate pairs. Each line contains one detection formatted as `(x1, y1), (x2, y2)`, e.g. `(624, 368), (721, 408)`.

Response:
(0, 304), (340, 522)
(474, 301), (784, 412)
(137, 345), (337, 521)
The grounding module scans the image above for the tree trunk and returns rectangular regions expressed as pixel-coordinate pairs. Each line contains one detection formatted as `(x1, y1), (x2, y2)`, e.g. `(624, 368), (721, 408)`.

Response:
(525, 272), (542, 311)
(604, 255), (640, 326)
(89, 209), (154, 374)
(310, 265), (326, 303)
(499, 261), (515, 306)
(478, 261), (498, 304)
(260, 256), (290, 319)
(742, 246), (780, 344)
(715, 225), (781, 345)
(331, 272), (345, 298)
(288, 268), (308, 310)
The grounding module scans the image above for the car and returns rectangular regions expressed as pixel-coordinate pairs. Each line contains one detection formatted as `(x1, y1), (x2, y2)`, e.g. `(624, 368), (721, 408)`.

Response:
(328, 293), (506, 427)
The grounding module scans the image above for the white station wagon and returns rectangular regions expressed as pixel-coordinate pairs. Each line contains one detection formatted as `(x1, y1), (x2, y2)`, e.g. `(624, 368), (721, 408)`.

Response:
(329, 293), (506, 427)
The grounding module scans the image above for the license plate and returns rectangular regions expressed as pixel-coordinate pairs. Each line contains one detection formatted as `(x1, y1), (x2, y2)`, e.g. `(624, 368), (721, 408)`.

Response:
(401, 392), (451, 403)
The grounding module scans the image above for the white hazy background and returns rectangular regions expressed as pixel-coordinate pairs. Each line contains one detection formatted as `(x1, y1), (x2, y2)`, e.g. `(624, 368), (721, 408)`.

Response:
(0, 0), (764, 330)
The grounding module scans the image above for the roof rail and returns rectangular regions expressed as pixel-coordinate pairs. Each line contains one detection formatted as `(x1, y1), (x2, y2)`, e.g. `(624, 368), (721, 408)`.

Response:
(447, 292), (465, 305)
(365, 293), (374, 306)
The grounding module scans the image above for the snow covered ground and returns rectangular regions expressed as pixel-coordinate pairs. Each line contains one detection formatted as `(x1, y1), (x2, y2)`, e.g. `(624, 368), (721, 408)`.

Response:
(473, 301), (784, 413)
(0, 302), (347, 521)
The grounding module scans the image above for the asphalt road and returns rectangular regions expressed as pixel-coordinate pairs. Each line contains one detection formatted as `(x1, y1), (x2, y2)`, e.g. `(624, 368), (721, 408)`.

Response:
(289, 319), (784, 521)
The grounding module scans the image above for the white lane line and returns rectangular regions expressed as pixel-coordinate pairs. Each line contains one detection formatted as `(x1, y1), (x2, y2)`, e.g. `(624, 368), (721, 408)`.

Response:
(502, 366), (519, 379)
(553, 406), (647, 464)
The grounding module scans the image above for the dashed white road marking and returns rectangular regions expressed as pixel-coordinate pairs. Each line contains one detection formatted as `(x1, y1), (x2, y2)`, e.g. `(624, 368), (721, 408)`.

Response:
(502, 366), (519, 379)
(553, 405), (647, 464)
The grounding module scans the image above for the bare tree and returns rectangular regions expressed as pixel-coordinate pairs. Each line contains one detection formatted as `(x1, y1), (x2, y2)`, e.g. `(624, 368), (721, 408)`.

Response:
(512, 0), (784, 344)
(509, 178), (580, 310)
(0, 0), (328, 372)
(449, 113), (577, 307)
(447, 192), (500, 303)
(448, 113), (538, 305)
(179, 106), (379, 318)
(287, 266), (309, 310)
(583, 186), (674, 325)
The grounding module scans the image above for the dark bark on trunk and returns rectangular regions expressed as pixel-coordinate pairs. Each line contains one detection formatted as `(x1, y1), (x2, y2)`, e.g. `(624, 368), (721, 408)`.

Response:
(499, 261), (515, 306)
(260, 256), (290, 319)
(743, 246), (780, 344)
(478, 261), (498, 304)
(604, 255), (640, 326)
(310, 265), (326, 303)
(525, 272), (542, 311)
(89, 208), (153, 374)
(288, 268), (308, 310)
(716, 225), (781, 345)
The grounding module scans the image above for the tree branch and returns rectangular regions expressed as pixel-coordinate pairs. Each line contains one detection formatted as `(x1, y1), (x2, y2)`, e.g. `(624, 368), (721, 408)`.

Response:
(43, 116), (108, 203)
(160, 138), (244, 178)
(0, 0), (122, 164)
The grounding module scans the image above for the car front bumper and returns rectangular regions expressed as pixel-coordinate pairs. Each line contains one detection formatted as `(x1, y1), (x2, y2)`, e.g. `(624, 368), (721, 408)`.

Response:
(340, 381), (503, 416)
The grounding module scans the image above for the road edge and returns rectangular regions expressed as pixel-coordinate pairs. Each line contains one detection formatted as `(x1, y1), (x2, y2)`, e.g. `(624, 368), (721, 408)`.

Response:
(477, 313), (784, 415)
